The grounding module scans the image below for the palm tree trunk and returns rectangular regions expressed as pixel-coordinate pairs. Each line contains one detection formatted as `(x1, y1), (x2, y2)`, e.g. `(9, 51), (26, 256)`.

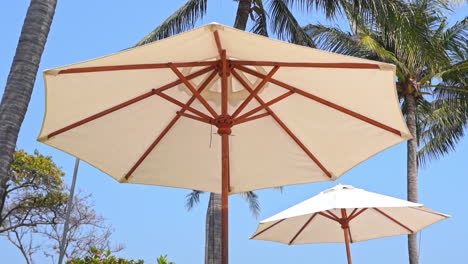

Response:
(234, 0), (252, 30)
(205, 3), (252, 263)
(406, 94), (419, 264)
(0, 0), (57, 226)
(205, 193), (222, 264)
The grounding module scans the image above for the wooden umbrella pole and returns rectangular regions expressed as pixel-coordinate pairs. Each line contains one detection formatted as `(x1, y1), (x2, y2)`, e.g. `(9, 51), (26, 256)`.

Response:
(221, 133), (230, 264)
(219, 48), (231, 264)
(341, 209), (353, 264)
(343, 226), (353, 264)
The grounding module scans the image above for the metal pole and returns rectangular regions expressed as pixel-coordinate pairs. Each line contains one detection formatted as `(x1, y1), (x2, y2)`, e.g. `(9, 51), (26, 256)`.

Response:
(57, 158), (80, 264)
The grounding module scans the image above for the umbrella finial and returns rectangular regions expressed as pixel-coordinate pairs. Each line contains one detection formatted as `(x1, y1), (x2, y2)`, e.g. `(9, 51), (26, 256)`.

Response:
(208, 22), (223, 32)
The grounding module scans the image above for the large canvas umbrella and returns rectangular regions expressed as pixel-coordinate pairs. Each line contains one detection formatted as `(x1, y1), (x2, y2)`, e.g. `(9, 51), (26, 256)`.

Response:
(251, 184), (449, 263)
(38, 23), (410, 264)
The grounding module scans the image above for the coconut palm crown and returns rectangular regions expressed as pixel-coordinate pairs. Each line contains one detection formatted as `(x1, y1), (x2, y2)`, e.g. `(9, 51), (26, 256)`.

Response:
(134, 0), (410, 47)
(304, 1), (467, 263)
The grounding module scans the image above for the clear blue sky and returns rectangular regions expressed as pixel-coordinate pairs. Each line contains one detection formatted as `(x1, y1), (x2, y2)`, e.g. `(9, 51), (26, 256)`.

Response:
(1, 1), (467, 263)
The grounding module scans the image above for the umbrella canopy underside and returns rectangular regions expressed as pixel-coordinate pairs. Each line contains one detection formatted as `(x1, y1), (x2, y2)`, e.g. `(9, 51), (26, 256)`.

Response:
(251, 185), (449, 244)
(38, 24), (411, 194)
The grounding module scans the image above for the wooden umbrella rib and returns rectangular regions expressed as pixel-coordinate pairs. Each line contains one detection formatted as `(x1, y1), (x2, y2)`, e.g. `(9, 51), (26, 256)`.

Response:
(176, 112), (213, 124)
(155, 65), (216, 93)
(234, 90), (295, 123)
(154, 91), (213, 121)
(47, 66), (216, 139)
(373, 208), (414, 233)
(410, 206), (449, 218)
(318, 212), (339, 222)
(348, 225), (354, 243)
(326, 210), (341, 221)
(230, 60), (380, 69)
(250, 219), (286, 239)
(231, 66), (280, 118)
(233, 112), (271, 125)
(234, 65), (402, 137)
(348, 208), (368, 221)
(125, 113), (182, 180)
(169, 64), (219, 118)
(342, 208), (369, 243)
(125, 70), (218, 180)
(47, 90), (153, 139)
(231, 69), (332, 178)
(348, 208), (359, 219)
(289, 213), (318, 245)
(221, 50), (228, 115)
(213, 31), (223, 55)
(58, 61), (218, 74)
(255, 105), (333, 178)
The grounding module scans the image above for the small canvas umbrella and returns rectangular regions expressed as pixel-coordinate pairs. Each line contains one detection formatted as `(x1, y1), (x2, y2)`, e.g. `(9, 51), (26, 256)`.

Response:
(38, 23), (411, 264)
(251, 184), (449, 264)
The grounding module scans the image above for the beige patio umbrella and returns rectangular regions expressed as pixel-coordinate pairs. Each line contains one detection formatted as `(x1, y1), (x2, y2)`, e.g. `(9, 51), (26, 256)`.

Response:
(251, 184), (449, 264)
(38, 23), (411, 264)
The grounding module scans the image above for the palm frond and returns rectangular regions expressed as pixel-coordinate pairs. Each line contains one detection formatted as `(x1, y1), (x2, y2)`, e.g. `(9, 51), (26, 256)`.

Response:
(356, 33), (403, 65)
(135, 0), (208, 46)
(269, 0), (315, 47)
(240, 191), (260, 218)
(287, 0), (408, 21)
(417, 99), (467, 166)
(420, 60), (468, 85)
(284, 0), (342, 18)
(433, 66), (468, 110)
(304, 24), (360, 56)
(355, 0), (407, 23)
(442, 17), (468, 61)
(185, 190), (204, 210)
(304, 22), (408, 73)
(250, 0), (269, 36)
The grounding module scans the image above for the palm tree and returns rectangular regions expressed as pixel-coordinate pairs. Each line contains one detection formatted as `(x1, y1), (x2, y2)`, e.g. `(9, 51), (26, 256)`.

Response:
(304, 1), (467, 263)
(134, 0), (408, 46)
(185, 190), (261, 264)
(135, 1), (416, 263)
(0, 0), (58, 226)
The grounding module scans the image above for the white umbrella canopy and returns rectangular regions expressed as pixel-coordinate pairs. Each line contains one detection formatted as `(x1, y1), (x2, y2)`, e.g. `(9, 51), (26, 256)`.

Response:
(251, 184), (449, 263)
(38, 23), (410, 194)
(38, 23), (411, 264)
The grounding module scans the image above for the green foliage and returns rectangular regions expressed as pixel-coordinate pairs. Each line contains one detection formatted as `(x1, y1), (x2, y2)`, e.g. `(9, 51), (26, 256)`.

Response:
(135, 0), (208, 46)
(66, 248), (144, 264)
(3, 150), (117, 264)
(304, 0), (467, 164)
(1, 150), (67, 233)
(269, 0), (316, 47)
(185, 190), (261, 218)
(134, 0), (417, 48)
(10, 150), (64, 190)
(67, 248), (175, 264)
(156, 255), (175, 264)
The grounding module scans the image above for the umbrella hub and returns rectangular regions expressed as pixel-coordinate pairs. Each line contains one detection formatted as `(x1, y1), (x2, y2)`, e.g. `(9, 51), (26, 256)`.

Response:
(213, 115), (233, 135)
(339, 219), (350, 229)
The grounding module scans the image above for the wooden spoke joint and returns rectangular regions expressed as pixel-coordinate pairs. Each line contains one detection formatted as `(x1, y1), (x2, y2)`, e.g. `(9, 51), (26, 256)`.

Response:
(212, 115), (234, 135)
(339, 219), (350, 229)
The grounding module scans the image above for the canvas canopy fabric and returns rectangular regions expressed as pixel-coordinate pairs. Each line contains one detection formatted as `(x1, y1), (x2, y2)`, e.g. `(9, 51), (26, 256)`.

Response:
(251, 184), (449, 244)
(38, 23), (410, 195)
